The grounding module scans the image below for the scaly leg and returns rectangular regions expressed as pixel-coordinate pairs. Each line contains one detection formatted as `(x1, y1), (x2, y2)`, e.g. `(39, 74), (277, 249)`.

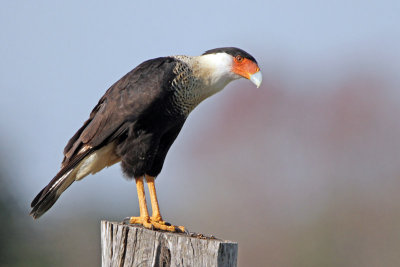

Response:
(129, 176), (152, 229)
(146, 175), (185, 232)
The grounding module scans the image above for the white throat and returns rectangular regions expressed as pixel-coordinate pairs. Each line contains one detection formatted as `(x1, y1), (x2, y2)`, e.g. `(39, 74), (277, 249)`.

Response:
(169, 53), (241, 116)
(196, 53), (239, 93)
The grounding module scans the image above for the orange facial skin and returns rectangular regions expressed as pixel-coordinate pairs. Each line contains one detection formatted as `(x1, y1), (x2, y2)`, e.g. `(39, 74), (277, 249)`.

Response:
(232, 56), (260, 79)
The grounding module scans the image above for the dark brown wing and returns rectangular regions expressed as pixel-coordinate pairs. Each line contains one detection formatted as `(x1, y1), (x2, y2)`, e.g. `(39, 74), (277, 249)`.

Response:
(30, 56), (179, 214)
(62, 56), (179, 168)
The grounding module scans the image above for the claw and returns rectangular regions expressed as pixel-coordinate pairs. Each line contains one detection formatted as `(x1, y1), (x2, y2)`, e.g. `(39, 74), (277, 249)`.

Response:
(176, 225), (185, 233)
(123, 217), (131, 224)
(127, 216), (185, 232)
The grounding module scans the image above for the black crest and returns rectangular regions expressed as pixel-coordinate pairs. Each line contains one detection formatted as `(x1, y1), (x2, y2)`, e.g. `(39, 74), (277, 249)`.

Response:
(202, 47), (257, 64)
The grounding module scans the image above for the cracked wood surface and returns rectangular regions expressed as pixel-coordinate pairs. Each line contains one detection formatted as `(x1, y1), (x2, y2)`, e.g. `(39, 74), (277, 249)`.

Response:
(101, 221), (238, 267)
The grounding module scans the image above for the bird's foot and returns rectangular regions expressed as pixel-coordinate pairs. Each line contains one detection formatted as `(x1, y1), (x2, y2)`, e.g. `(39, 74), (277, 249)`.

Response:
(127, 216), (185, 232)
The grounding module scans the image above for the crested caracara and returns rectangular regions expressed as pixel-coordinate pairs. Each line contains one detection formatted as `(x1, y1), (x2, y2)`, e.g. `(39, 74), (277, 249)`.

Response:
(30, 47), (262, 232)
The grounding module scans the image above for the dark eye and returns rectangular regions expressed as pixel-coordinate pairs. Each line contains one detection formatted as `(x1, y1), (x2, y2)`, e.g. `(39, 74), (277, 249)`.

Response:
(235, 55), (243, 62)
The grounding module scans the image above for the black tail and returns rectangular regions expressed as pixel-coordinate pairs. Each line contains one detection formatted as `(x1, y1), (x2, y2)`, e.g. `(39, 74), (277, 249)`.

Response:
(30, 169), (75, 219)
(30, 146), (95, 219)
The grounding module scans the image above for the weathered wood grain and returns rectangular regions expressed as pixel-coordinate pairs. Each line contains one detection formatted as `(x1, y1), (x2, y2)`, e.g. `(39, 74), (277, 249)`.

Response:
(101, 220), (237, 267)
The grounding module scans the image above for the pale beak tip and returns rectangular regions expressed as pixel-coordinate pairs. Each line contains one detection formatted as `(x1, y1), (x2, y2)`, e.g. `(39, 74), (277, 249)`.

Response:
(250, 71), (262, 88)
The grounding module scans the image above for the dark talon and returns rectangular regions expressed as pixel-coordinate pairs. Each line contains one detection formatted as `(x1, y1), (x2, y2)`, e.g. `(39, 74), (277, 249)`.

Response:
(123, 217), (131, 224)
(174, 226), (184, 233)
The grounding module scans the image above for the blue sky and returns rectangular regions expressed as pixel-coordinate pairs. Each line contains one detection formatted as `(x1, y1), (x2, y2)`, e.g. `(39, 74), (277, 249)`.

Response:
(0, 0), (399, 210)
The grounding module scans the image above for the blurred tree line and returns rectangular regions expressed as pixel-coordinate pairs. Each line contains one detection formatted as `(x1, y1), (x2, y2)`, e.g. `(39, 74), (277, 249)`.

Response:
(0, 159), (54, 266)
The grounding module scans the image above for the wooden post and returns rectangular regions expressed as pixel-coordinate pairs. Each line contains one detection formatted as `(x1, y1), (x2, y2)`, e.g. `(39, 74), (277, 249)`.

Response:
(101, 221), (238, 267)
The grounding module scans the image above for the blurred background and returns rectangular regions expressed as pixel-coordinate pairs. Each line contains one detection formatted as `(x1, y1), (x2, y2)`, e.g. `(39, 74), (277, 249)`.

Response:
(1, 1), (400, 266)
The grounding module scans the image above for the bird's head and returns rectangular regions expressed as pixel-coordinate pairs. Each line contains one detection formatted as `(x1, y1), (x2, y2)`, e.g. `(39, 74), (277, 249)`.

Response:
(199, 47), (262, 89)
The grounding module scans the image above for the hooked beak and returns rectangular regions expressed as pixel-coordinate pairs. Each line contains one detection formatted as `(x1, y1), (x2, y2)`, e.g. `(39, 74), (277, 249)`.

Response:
(232, 58), (263, 88)
(249, 71), (262, 88)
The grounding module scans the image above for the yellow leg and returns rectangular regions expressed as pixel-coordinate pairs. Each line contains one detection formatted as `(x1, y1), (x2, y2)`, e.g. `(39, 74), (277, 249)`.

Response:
(128, 175), (184, 232)
(129, 176), (151, 229)
(146, 175), (162, 221)
(146, 175), (185, 232)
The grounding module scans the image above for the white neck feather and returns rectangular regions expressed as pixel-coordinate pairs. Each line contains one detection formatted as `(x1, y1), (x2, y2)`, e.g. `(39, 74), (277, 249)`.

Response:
(169, 53), (241, 116)
(195, 53), (240, 93)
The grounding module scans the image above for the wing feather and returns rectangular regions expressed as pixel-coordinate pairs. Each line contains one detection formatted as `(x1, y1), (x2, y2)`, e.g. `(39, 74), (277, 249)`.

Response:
(62, 56), (178, 168)
(31, 56), (179, 217)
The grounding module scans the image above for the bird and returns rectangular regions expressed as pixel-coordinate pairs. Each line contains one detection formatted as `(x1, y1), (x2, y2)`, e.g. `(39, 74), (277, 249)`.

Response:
(30, 47), (262, 232)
